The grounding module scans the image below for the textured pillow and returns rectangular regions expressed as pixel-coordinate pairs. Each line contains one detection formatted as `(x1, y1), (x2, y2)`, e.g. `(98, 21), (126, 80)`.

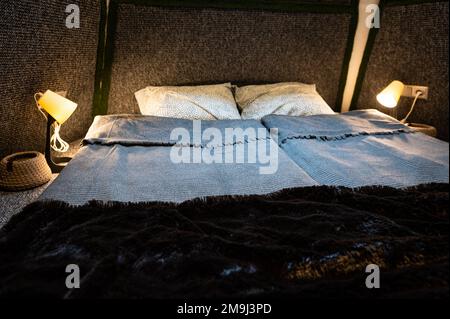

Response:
(235, 82), (335, 120)
(135, 83), (241, 120)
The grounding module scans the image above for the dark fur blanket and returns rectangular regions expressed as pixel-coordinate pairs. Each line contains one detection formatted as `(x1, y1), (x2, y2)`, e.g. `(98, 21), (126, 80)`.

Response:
(0, 184), (448, 298)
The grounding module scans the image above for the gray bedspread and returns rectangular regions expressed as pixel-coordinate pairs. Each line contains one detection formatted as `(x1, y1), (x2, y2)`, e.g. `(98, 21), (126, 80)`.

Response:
(262, 109), (449, 188)
(41, 110), (448, 204)
(41, 115), (317, 204)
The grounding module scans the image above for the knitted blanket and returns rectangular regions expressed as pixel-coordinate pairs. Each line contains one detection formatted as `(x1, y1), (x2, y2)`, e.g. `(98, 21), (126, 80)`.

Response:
(0, 184), (448, 298)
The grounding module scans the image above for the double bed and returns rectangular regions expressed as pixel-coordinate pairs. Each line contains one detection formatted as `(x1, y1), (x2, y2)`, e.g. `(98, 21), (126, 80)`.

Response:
(40, 109), (448, 204)
(1, 106), (448, 298)
(0, 2), (448, 299)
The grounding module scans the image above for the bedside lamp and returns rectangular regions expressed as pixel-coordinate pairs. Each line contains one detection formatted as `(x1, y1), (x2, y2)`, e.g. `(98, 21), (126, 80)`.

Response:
(34, 90), (77, 173)
(376, 80), (426, 124)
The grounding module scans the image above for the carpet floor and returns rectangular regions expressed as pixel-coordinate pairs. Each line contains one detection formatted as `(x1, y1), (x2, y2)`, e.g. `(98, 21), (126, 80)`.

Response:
(0, 174), (57, 228)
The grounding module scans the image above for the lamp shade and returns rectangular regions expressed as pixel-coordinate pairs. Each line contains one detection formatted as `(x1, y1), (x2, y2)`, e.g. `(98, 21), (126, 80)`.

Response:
(37, 90), (77, 124)
(376, 80), (404, 108)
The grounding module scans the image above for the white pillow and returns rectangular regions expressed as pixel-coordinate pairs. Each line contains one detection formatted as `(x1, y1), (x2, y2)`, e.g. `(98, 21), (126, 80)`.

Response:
(235, 82), (335, 120)
(135, 83), (241, 120)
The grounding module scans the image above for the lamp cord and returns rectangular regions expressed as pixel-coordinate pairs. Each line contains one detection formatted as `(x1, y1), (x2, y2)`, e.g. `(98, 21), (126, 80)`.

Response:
(401, 91), (423, 124)
(50, 123), (70, 152)
(34, 93), (70, 153)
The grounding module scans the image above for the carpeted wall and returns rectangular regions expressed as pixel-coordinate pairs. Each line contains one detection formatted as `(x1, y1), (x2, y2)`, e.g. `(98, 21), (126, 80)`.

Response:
(356, 1), (449, 141)
(0, 0), (101, 159)
(107, 4), (352, 115)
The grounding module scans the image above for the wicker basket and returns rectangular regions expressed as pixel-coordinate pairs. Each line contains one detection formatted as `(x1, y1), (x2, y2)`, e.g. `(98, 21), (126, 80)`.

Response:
(0, 152), (52, 191)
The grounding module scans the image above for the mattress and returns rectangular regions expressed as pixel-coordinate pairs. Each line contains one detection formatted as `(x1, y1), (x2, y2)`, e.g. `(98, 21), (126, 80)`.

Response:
(41, 110), (449, 204)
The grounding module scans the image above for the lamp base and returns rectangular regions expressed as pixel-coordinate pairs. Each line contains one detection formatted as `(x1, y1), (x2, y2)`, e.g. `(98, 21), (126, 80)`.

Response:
(47, 156), (71, 173)
(44, 115), (72, 173)
(406, 123), (437, 138)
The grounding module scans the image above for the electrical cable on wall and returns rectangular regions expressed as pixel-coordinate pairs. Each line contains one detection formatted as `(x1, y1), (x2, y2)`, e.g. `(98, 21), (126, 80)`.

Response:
(401, 90), (423, 124)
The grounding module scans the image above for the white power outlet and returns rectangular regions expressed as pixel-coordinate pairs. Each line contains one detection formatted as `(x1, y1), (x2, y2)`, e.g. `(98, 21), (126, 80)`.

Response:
(403, 85), (429, 100)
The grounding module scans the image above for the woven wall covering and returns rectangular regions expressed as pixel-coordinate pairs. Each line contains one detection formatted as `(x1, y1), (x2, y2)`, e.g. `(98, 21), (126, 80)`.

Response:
(0, 0), (100, 159)
(107, 5), (351, 114)
(357, 1), (449, 141)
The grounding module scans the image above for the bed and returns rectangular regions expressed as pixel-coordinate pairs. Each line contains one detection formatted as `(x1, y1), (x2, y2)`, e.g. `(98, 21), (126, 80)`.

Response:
(0, 2), (449, 299)
(39, 109), (448, 204)
(0, 109), (448, 298)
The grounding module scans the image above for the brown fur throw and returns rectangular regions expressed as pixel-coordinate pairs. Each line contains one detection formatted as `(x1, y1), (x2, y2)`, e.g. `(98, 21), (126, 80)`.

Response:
(0, 184), (448, 298)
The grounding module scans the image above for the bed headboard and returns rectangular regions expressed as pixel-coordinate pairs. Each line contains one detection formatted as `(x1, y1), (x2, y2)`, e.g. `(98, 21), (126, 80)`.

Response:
(95, 0), (357, 115)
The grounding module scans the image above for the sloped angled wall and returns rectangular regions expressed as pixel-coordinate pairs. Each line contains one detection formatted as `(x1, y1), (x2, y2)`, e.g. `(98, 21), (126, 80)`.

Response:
(0, 0), (101, 159)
